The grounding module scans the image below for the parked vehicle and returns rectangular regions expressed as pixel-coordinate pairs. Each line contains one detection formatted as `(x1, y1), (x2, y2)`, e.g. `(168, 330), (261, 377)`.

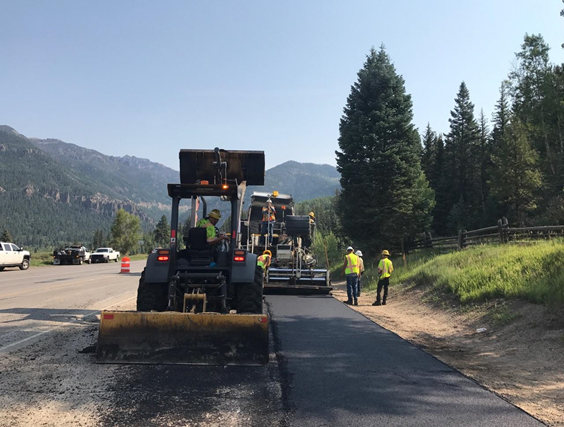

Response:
(53, 245), (91, 265)
(91, 248), (120, 263)
(0, 242), (31, 271)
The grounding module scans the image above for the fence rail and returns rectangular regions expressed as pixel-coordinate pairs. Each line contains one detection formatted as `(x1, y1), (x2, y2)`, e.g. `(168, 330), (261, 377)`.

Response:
(403, 218), (564, 253)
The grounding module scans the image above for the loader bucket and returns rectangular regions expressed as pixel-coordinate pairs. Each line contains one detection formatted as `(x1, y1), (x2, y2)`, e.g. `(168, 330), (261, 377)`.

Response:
(96, 311), (269, 366)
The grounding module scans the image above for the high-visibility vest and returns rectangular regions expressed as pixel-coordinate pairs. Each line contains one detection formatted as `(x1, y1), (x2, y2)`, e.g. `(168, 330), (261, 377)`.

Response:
(378, 258), (394, 279)
(262, 206), (276, 222)
(345, 253), (360, 275)
(197, 218), (218, 241)
(257, 255), (270, 270)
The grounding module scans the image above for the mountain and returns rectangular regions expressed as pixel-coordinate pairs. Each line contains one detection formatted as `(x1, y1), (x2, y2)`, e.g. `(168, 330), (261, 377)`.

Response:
(0, 125), (340, 248)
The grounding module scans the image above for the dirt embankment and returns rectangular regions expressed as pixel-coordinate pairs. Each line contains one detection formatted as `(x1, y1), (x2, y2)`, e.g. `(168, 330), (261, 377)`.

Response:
(332, 282), (564, 426)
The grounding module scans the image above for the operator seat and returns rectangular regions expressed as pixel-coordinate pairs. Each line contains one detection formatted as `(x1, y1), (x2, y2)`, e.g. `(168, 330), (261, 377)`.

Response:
(186, 227), (214, 266)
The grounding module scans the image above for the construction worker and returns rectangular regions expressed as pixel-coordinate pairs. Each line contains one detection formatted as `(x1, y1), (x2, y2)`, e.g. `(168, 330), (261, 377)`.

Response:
(372, 250), (393, 306)
(197, 209), (230, 246)
(260, 199), (276, 246)
(355, 250), (365, 296)
(257, 249), (272, 271)
(302, 211), (316, 248)
(342, 246), (360, 306)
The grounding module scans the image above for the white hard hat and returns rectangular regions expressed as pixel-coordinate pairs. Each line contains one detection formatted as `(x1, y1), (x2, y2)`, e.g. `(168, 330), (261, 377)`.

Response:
(346, 246), (354, 251)
(355, 250), (363, 257)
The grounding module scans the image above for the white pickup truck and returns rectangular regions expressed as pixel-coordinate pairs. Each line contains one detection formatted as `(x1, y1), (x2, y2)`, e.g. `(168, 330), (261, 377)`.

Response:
(0, 242), (31, 271)
(90, 247), (120, 263)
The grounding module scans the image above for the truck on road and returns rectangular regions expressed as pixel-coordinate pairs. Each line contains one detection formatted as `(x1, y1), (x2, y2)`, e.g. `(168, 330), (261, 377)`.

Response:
(0, 242), (31, 271)
(90, 247), (120, 263)
(53, 245), (91, 265)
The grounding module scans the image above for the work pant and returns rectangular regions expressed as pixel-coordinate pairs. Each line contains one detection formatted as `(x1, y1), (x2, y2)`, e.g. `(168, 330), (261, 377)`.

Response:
(346, 273), (359, 302)
(376, 277), (389, 303)
(358, 273), (364, 295)
(260, 221), (274, 245)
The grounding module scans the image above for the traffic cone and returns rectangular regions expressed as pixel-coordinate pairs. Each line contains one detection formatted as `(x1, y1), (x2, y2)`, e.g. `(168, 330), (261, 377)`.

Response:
(120, 257), (130, 274)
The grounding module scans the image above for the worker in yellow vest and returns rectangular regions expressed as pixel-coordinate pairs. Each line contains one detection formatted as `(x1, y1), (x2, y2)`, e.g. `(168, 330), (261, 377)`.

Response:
(257, 250), (272, 271)
(342, 246), (360, 306)
(373, 250), (393, 306)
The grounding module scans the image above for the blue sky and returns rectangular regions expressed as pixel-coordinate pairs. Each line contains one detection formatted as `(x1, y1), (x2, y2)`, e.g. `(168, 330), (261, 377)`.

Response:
(1, 1), (563, 170)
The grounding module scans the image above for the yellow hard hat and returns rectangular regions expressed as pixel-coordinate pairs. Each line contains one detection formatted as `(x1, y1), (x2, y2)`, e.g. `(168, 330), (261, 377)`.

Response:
(308, 212), (315, 218)
(209, 209), (221, 220)
(263, 250), (272, 256)
(381, 250), (390, 256)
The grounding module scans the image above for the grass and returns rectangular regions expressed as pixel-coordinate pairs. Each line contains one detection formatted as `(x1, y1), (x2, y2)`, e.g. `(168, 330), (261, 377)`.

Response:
(361, 240), (564, 307)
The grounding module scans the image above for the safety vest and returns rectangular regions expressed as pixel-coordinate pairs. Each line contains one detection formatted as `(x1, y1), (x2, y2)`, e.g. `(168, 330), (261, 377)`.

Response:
(378, 258), (393, 279)
(257, 254), (270, 270)
(345, 253), (360, 275)
(262, 206), (276, 222)
(197, 218), (218, 241)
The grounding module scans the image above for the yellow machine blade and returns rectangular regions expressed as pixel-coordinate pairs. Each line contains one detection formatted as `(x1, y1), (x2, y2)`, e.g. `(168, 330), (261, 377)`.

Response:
(96, 311), (269, 366)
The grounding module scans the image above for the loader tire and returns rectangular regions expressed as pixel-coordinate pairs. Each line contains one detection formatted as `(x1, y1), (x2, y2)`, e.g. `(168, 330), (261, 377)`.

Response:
(237, 266), (264, 314)
(136, 271), (168, 312)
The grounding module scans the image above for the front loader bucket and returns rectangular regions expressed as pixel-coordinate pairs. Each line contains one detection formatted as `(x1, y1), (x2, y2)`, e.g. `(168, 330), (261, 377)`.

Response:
(96, 311), (269, 366)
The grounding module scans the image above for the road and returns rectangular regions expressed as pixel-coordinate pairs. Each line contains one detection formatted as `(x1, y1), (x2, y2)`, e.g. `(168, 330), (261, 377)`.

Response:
(0, 264), (542, 426)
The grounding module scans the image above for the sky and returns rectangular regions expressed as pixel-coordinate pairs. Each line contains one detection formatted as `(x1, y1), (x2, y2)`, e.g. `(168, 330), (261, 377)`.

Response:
(1, 1), (563, 170)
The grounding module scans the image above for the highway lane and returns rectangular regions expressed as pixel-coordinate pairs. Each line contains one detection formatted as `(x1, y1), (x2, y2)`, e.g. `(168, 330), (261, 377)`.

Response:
(0, 266), (543, 426)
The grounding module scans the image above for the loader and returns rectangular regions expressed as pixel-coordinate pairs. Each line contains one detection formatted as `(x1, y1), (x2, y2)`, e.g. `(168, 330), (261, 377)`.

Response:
(241, 191), (332, 295)
(96, 148), (269, 365)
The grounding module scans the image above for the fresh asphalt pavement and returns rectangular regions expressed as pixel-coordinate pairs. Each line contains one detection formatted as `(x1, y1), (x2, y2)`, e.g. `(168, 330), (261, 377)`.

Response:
(0, 265), (543, 426)
(267, 294), (541, 426)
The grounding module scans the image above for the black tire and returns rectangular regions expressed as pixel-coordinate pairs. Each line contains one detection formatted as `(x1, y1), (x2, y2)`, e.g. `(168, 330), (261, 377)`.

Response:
(79, 258), (83, 265)
(136, 270), (169, 312)
(0, 267), (4, 272)
(115, 257), (119, 263)
(104, 258), (109, 263)
(236, 266), (264, 314)
(19, 259), (30, 270)
(87, 258), (91, 264)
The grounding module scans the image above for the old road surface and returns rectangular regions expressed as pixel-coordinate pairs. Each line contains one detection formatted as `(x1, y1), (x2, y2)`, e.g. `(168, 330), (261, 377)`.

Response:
(0, 263), (542, 426)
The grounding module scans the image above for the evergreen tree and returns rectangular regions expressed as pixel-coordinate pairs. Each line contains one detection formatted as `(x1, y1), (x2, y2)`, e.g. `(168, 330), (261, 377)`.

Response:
(491, 81), (511, 149)
(336, 46), (434, 249)
(490, 120), (542, 225)
(92, 229), (104, 249)
(443, 82), (481, 230)
(1, 229), (13, 242)
(110, 209), (141, 255)
(477, 109), (491, 220)
(421, 123), (437, 183)
(154, 215), (170, 248)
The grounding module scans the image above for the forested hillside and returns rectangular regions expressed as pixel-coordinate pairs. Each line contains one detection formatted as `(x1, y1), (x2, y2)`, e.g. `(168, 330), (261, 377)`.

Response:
(0, 126), (340, 248)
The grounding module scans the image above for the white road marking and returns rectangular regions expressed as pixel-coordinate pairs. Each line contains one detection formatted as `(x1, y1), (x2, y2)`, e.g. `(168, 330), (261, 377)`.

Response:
(0, 295), (136, 353)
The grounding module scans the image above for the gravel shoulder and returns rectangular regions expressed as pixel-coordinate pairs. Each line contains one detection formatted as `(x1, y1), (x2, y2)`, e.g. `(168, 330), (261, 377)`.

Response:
(332, 281), (564, 426)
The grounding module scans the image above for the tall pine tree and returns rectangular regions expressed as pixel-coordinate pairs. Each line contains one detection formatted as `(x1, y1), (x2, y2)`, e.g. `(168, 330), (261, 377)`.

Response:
(336, 47), (434, 250)
(443, 82), (481, 230)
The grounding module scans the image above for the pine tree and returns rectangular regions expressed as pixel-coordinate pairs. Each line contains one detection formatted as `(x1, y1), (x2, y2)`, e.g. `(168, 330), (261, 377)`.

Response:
(1, 229), (13, 242)
(477, 109), (491, 220)
(154, 215), (170, 248)
(491, 81), (511, 149)
(490, 119), (542, 225)
(443, 82), (481, 231)
(336, 46), (434, 249)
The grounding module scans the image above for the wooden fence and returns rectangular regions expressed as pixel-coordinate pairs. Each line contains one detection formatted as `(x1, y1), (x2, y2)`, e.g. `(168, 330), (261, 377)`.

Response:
(404, 218), (564, 253)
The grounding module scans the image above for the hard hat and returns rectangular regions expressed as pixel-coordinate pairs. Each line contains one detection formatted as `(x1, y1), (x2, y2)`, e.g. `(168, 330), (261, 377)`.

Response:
(309, 211), (315, 218)
(263, 250), (272, 256)
(266, 199), (272, 203)
(346, 246), (354, 251)
(381, 250), (390, 256)
(355, 250), (363, 257)
(209, 209), (221, 220)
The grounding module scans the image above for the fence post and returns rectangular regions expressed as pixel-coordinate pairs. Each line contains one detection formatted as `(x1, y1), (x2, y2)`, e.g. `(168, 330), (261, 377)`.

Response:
(458, 229), (463, 250)
(497, 219), (504, 243)
(502, 217), (509, 243)
(426, 231), (433, 248)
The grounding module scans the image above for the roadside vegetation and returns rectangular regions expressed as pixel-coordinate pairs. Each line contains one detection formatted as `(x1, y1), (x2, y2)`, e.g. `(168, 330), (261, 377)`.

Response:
(363, 240), (564, 307)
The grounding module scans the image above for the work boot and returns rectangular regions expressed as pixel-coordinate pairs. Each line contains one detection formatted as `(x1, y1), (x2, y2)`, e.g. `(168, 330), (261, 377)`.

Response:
(344, 299), (352, 305)
(382, 301), (387, 305)
(372, 301), (381, 306)
(353, 299), (358, 306)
